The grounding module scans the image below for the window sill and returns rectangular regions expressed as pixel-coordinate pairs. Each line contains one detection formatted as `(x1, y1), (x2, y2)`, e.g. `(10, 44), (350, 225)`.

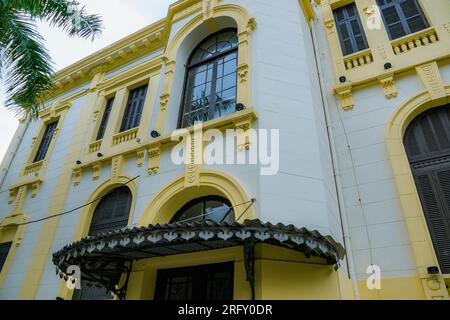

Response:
(73, 108), (258, 182)
(112, 128), (139, 146)
(391, 27), (439, 55)
(88, 140), (103, 154)
(23, 160), (46, 176)
(342, 48), (374, 70)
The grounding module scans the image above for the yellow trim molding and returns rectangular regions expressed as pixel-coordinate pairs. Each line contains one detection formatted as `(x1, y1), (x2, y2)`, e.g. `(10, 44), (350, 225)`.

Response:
(138, 170), (255, 227)
(385, 84), (450, 300)
(0, 213), (29, 288)
(58, 175), (138, 300)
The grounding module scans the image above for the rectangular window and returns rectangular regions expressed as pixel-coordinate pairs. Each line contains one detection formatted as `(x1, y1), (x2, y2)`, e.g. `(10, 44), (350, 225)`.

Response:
(333, 3), (369, 56)
(96, 97), (115, 140)
(34, 121), (58, 163)
(377, 0), (429, 40)
(154, 262), (234, 300)
(120, 85), (148, 132)
(0, 242), (12, 273)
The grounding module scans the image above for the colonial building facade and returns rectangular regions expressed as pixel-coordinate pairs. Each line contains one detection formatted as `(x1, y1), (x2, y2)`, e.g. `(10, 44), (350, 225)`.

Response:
(0, 0), (449, 300)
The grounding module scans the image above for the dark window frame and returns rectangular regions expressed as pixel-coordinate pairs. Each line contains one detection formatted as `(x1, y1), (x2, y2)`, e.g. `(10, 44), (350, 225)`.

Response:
(33, 121), (58, 163)
(178, 28), (238, 129)
(73, 186), (132, 300)
(0, 242), (13, 273)
(154, 262), (235, 300)
(120, 84), (148, 132)
(96, 97), (115, 141)
(170, 196), (234, 224)
(376, 0), (429, 40)
(333, 3), (369, 56)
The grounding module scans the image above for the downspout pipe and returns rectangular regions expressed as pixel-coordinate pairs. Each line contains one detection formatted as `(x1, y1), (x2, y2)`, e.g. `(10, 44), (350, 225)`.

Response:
(309, 15), (361, 300)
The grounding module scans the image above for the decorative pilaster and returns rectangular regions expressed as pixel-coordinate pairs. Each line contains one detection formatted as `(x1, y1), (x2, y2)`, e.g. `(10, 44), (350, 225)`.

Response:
(236, 18), (256, 108)
(111, 156), (124, 182)
(155, 58), (176, 133)
(416, 62), (446, 101)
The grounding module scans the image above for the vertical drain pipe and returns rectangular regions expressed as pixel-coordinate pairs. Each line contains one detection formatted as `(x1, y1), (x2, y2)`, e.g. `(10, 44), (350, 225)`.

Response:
(309, 16), (360, 300)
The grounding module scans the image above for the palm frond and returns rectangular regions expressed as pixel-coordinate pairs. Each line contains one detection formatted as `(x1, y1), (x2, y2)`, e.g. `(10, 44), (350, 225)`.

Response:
(2, 11), (54, 117)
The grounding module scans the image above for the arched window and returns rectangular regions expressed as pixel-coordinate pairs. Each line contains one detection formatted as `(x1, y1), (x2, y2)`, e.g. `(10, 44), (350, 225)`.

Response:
(171, 196), (235, 224)
(88, 186), (132, 236)
(404, 105), (450, 274)
(74, 186), (132, 300)
(179, 29), (238, 128)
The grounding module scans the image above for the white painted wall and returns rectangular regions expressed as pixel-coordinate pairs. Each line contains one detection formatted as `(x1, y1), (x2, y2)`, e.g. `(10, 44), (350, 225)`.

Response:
(1, 0), (348, 299)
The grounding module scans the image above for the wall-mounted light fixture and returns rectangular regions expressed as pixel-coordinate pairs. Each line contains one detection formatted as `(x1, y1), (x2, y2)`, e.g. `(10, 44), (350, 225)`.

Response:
(151, 131), (161, 138)
(236, 103), (246, 112)
(339, 76), (347, 83)
(384, 62), (393, 70)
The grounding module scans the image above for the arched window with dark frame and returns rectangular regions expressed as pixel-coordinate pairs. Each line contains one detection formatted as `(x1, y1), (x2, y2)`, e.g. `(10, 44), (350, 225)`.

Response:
(178, 29), (238, 129)
(170, 196), (235, 225)
(73, 186), (133, 300)
(404, 105), (450, 274)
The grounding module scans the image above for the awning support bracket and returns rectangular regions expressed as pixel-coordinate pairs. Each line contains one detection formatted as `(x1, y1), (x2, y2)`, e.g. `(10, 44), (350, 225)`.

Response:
(243, 238), (256, 301)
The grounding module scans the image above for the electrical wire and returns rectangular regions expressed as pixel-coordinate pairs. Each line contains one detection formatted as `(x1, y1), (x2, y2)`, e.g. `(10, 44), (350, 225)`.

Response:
(0, 175), (140, 229)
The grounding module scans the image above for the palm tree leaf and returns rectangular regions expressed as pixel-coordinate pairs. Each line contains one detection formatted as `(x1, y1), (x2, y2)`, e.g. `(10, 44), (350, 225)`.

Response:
(2, 11), (54, 116)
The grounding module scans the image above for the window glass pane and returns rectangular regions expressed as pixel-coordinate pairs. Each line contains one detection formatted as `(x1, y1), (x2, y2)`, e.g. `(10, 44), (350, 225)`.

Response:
(181, 30), (238, 128)
(175, 202), (204, 222)
(171, 197), (234, 224)
(407, 16), (427, 34)
(334, 4), (368, 55)
(387, 22), (406, 39)
(205, 200), (235, 224)
(400, 0), (421, 18)
(382, 6), (401, 25)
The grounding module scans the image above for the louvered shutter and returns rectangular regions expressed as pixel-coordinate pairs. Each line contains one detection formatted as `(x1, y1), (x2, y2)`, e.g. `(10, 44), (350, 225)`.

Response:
(34, 121), (58, 162)
(415, 172), (450, 274)
(96, 97), (114, 140)
(405, 105), (450, 274)
(120, 85), (148, 132)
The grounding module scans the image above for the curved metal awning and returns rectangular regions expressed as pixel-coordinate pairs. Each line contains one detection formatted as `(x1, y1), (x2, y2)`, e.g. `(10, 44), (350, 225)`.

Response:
(53, 219), (345, 299)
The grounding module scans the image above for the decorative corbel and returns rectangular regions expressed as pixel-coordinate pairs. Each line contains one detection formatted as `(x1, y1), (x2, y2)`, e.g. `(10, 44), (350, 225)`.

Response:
(136, 149), (146, 168)
(237, 64), (249, 83)
(378, 73), (398, 99)
(247, 17), (257, 32)
(334, 84), (354, 111)
(8, 188), (17, 205)
(31, 181), (42, 198)
(160, 92), (170, 111)
(92, 162), (102, 181)
(325, 19), (335, 34)
(147, 147), (161, 175)
(73, 168), (82, 187)
(234, 117), (253, 151)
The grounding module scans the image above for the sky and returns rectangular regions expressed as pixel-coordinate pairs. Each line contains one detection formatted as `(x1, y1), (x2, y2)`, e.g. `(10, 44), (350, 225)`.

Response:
(0, 0), (172, 162)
